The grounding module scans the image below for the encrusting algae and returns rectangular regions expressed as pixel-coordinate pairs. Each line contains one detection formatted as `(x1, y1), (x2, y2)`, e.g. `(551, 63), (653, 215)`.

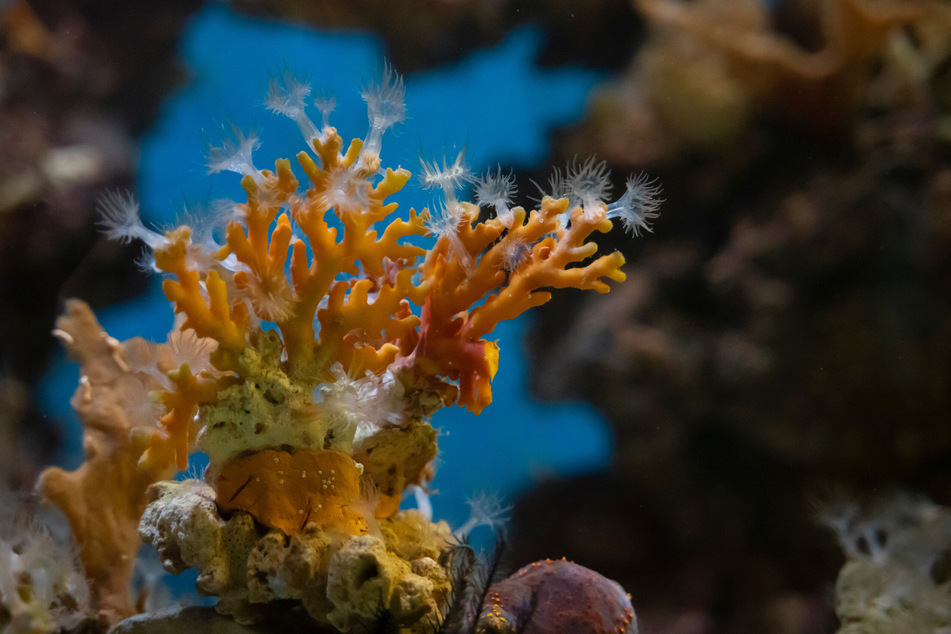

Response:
(32, 65), (656, 633)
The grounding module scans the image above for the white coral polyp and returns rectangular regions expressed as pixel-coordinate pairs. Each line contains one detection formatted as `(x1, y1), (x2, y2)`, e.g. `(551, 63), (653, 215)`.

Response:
(318, 364), (406, 443)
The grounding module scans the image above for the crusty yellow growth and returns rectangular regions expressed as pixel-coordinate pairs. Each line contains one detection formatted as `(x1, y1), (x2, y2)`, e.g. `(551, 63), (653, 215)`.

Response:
(353, 419), (439, 518)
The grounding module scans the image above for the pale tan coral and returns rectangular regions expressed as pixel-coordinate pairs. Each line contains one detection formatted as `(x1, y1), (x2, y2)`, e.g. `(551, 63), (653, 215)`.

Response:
(36, 300), (175, 625)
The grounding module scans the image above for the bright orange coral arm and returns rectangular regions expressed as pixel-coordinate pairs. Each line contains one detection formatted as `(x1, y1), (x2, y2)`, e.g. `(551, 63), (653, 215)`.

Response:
(156, 228), (248, 362)
(466, 201), (626, 340)
(412, 197), (626, 413)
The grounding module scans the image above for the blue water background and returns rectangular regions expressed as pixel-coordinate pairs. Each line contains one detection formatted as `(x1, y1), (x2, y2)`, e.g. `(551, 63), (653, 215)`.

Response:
(40, 5), (613, 537)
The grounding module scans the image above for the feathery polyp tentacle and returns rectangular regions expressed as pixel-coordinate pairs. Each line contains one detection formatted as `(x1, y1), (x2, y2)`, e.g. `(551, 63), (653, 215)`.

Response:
(359, 63), (406, 167)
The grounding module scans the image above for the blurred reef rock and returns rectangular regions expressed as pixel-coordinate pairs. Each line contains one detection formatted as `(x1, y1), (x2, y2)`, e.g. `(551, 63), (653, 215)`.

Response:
(822, 492), (951, 633)
(515, 0), (951, 632)
(225, 0), (640, 70)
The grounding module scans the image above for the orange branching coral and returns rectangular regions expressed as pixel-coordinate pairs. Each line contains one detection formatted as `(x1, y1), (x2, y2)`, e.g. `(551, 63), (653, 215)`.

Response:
(144, 134), (635, 447)
(411, 198), (627, 413)
(60, 71), (658, 601)
(119, 86), (647, 535)
(44, 66), (661, 630)
(147, 361), (227, 470)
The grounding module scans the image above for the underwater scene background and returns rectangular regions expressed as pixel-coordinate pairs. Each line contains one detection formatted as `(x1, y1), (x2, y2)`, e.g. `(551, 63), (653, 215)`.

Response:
(2, 0), (951, 632)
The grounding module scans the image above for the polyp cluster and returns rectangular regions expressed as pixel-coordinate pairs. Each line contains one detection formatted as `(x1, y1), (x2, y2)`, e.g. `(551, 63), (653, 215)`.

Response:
(37, 66), (657, 631)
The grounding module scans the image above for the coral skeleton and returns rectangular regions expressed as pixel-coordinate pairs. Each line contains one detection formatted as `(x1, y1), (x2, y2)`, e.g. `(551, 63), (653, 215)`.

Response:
(35, 66), (657, 631)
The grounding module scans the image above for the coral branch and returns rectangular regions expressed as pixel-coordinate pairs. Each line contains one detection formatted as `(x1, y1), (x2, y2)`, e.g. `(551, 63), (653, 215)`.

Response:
(156, 227), (249, 363)
(411, 197), (627, 413)
(467, 201), (627, 340)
